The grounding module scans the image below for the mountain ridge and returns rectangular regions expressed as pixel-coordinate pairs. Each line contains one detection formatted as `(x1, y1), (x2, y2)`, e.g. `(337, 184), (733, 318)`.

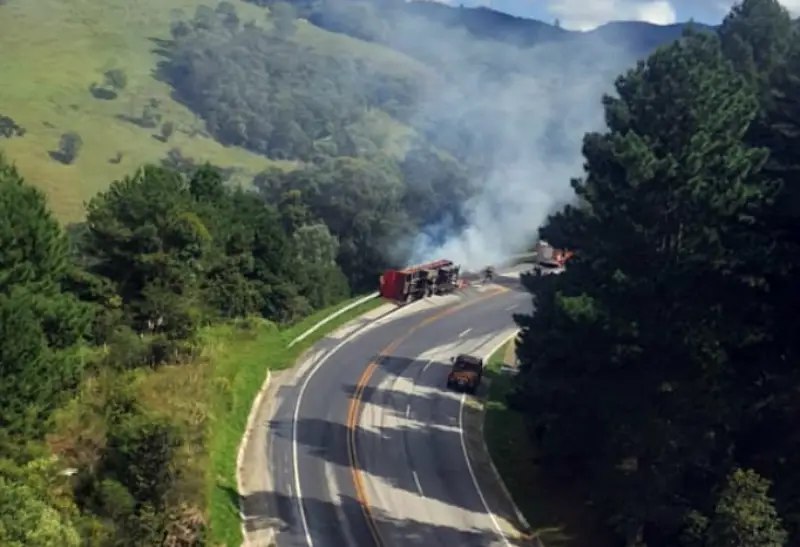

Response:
(296, 0), (717, 57)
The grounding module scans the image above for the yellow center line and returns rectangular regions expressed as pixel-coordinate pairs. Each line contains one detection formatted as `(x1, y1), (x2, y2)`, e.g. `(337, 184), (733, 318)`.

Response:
(346, 286), (510, 546)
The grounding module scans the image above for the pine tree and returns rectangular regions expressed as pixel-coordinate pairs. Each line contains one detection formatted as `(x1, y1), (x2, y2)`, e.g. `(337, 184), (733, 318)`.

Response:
(514, 28), (773, 542)
(82, 165), (211, 336)
(0, 155), (91, 437)
(718, 0), (795, 92)
(731, 39), (800, 540)
(706, 469), (787, 547)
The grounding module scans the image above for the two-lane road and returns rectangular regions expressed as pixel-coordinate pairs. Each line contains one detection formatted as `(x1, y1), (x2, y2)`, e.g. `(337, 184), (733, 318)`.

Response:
(262, 273), (531, 546)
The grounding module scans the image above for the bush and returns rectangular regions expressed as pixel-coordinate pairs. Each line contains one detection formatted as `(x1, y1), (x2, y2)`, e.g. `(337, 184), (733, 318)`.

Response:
(57, 132), (83, 164)
(103, 69), (128, 91)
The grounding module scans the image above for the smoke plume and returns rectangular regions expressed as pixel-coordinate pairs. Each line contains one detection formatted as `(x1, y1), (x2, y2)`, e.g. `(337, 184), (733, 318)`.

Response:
(380, 10), (641, 270)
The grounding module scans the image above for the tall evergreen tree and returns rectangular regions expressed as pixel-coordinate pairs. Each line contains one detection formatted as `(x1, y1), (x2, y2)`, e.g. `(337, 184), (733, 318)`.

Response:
(0, 155), (91, 437)
(731, 39), (800, 538)
(82, 165), (211, 337)
(718, 0), (795, 91)
(514, 29), (773, 544)
(706, 469), (787, 547)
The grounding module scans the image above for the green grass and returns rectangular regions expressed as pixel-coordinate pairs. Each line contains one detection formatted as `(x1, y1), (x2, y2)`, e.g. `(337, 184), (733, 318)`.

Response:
(48, 294), (388, 545)
(483, 341), (613, 547)
(204, 295), (386, 546)
(0, 0), (430, 221)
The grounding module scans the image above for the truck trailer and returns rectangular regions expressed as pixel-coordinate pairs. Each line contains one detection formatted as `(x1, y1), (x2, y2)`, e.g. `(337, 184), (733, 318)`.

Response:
(379, 259), (462, 303)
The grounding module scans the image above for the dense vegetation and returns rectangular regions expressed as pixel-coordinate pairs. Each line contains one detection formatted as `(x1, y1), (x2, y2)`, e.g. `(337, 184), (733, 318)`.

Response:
(6, 0), (797, 544)
(0, 7), (495, 543)
(0, 155), (361, 544)
(162, 4), (423, 161)
(155, 5), (479, 284)
(0, 2), (519, 543)
(512, 1), (800, 545)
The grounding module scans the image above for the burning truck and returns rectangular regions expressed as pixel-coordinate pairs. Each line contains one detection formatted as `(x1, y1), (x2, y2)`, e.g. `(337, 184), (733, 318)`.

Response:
(532, 240), (573, 275)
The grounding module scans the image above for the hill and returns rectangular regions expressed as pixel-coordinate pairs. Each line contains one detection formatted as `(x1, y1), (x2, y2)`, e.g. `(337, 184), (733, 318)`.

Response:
(264, 0), (710, 61)
(0, 0), (717, 267)
(0, 0), (429, 221)
(6, 1), (800, 547)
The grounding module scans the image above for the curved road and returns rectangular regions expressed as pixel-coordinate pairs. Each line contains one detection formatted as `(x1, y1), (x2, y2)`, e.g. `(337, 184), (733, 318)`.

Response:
(258, 271), (532, 546)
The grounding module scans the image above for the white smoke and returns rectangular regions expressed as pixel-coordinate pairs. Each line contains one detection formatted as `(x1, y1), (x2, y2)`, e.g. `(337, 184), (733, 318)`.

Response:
(386, 16), (634, 270)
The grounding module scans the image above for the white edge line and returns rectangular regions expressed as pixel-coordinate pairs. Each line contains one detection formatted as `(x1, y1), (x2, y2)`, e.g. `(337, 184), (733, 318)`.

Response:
(288, 292), (380, 347)
(412, 469), (424, 496)
(457, 330), (519, 547)
(239, 293), (378, 546)
(475, 330), (533, 534)
(237, 368), (273, 546)
(291, 303), (406, 546)
(459, 327), (472, 337)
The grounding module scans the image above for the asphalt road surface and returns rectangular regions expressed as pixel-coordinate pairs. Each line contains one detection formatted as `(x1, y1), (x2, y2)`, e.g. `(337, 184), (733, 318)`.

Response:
(262, 271), (533, 547)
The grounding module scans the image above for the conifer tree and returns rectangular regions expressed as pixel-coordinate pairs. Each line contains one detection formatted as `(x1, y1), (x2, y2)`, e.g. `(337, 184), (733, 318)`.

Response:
(514, 29), (773, 541)
(0, 155), (91, 437)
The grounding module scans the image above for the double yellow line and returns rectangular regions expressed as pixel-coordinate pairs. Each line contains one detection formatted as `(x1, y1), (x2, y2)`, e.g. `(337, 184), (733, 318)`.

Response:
(345, 287), (509, 546)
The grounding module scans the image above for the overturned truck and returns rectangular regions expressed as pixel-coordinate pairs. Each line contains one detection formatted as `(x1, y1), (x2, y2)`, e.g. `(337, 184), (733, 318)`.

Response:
(379, 259), (463, 303)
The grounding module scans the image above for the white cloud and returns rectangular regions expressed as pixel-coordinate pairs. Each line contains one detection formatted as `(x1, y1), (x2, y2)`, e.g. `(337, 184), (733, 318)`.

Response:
(414, 0), (800, 33)
(549, 0), (677, 30)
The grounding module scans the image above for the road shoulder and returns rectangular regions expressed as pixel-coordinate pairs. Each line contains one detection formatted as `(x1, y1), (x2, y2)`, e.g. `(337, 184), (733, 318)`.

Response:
(238, 296), (448, 545)
(238, 284), (523, 545)
(237, 301), (398, 545)
(461, 335), (541, 546)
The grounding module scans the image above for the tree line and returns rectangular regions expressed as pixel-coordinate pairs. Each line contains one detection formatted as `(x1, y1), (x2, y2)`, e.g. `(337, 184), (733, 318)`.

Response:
(0, 158), (356, 544)
(161, 4), (423, 162)
(513, 1), (800, 545)
(154, 4), (480, 286)
(0, 126), (475, 546)
(0, 5), (493, 541)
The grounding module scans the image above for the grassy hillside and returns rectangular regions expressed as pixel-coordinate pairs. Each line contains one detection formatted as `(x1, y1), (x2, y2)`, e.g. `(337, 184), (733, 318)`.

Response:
(0, 0), (427, 221)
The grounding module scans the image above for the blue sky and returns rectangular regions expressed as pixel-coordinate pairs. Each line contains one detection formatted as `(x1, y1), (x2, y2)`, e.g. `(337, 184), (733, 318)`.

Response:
(441, 0), (799, 31)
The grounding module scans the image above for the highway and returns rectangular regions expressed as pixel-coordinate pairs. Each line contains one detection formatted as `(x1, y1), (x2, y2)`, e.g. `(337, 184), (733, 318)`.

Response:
(257, 270), (533, 546)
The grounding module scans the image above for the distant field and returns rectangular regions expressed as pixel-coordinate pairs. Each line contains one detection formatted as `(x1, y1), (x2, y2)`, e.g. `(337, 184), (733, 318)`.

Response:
(0, 0), (428, 221)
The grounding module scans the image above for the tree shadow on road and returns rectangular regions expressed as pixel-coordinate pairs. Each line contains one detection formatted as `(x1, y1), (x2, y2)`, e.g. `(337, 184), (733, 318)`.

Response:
(342, 354), (490, 420)
(236, 486), (534, 546)
(266, 354), (502, 519)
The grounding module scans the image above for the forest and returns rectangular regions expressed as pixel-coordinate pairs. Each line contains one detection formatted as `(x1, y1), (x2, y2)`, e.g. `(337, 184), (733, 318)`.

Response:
(0, 6), (482, 545)
(513, 0), (800, 545)
(158, 5), (478, 282)
(0, 157), (360, 544)
(2, 0), (799, 545)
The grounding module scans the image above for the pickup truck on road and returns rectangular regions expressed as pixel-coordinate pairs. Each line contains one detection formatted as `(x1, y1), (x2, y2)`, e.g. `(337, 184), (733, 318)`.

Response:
(446, 354), (484, 394)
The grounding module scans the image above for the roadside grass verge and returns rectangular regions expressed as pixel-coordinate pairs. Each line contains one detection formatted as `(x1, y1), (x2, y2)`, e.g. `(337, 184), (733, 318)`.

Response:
(205, 295), (386, 546)
(48, 294), (385, 546)
(483, 341), (612, 547)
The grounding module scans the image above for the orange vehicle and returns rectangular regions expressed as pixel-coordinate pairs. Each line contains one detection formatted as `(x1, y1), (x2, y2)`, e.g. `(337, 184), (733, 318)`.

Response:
(446, 354), (484, 394)
(379, 260), (462, 303)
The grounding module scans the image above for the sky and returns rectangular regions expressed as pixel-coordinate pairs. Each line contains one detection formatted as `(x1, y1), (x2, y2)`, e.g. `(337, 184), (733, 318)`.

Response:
(441, 0), (800, 31)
